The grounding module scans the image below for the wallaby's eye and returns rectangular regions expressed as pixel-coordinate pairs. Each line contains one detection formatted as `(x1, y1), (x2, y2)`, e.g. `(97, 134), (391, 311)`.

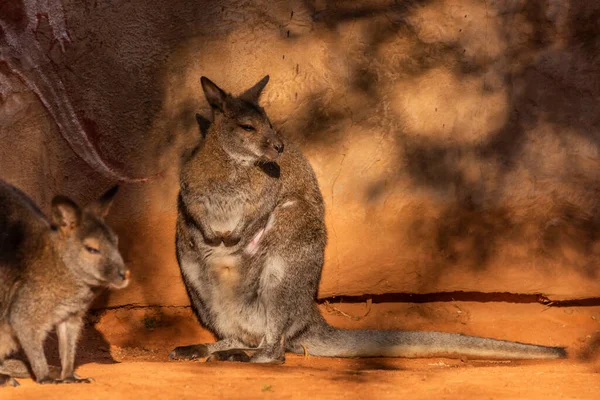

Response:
(85, 245), (100, 254)
(239, 124), (255, 132)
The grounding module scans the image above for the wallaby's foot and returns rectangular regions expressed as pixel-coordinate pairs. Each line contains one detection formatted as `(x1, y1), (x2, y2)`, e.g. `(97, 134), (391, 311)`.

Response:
(0, 374), (20, 387)
(250, 349), (285, 364)
(206, 350), (250, 362)
(59, 376), (94, 384)
(169, 344), (209, 360)
(38, 375), (94, 385)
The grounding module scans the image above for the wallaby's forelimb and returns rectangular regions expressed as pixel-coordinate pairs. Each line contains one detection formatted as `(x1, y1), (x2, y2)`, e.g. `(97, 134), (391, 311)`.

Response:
(57, 314), (92, 382)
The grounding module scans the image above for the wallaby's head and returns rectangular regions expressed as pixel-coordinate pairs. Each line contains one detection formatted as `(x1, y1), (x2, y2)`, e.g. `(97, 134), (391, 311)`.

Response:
(50, 186), (129, 289)
(200, 75), (284, 163)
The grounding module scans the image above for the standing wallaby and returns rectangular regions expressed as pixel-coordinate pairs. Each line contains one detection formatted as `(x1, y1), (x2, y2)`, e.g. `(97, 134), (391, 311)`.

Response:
(0, 180), (129, 387)
(169, 76), (566, 364)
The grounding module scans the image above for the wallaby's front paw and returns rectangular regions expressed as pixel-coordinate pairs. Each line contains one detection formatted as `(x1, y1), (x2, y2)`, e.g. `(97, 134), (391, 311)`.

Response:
(0, 374), (20, 387)
(59, 376), (94, 384)
(206, 350), (250, 362)
(169, 344), (209, 360)
(221, 231), (241, 247)
(203, 233), (223, 246)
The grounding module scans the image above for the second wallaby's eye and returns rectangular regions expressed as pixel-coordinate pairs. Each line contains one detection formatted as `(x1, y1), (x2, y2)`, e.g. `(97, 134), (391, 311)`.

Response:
(239, 124), (255, 132)
(85, 245), (100, 254)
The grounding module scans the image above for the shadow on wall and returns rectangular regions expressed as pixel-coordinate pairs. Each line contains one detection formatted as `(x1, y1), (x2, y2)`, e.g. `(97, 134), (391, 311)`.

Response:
(2, 0), (600, 310)
(287, 0), (600, 288)
(0, 0), (219, 309)
(578, 330), (600, 369)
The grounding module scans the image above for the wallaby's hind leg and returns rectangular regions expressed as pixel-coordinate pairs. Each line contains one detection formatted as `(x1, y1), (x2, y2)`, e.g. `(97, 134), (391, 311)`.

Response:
(207, 349), (250, 362)
(169, 344), (209, 360)
(248, 255), (298, 365)
(250, 339), (285, 364)
(169, 338), (248, 361)
(0, 323), (20, 386)
(0, 323), (17, 361)
(11, 315), (53, 383)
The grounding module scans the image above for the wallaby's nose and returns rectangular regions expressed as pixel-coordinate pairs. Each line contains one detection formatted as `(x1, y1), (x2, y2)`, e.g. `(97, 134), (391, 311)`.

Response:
(274, 142), (284, 154)
(120, 269), (131, 280)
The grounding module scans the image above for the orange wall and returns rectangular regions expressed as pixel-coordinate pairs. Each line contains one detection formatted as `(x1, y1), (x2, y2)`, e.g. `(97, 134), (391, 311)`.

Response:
(1, 0), (599, 308)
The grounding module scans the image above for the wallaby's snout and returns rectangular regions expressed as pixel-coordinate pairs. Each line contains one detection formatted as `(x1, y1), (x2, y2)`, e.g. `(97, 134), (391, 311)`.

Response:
(262, 131), (285, 161)
(274, 142), (284, 153)
(102, 247), (129, 289)
(108, 255), (130, 289)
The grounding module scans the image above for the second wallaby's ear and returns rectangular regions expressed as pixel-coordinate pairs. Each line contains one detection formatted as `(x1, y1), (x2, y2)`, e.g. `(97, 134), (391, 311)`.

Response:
(87, 185), (119, 218)
(200, 76), (227, 112)
(51, 196), (81, 233)
(240, 75), (270, 103)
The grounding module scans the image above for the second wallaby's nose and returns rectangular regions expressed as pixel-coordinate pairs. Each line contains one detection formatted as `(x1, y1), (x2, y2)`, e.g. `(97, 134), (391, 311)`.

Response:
(120, 269), (130, 280)
(274, 142), (284, 154)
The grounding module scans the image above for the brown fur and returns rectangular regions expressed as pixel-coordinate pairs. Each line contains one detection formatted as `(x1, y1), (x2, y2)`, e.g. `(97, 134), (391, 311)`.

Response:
(0, 180), (128, 386)
(170, 76), (566, 365)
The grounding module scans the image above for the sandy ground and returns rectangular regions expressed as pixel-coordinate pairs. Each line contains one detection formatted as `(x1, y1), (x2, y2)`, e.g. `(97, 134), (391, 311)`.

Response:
(3, 301), (600, 399)
(4, 356), (600, 399)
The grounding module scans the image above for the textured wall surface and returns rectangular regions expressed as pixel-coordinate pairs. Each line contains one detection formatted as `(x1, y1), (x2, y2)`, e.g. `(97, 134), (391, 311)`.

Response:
(1, 0), (599, 307)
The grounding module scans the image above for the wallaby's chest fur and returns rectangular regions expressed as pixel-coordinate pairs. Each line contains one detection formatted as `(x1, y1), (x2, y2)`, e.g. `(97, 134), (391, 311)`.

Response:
(180, 136), (281, 235)
(178, 141), (284, 344)
(177, 138), (327, 348)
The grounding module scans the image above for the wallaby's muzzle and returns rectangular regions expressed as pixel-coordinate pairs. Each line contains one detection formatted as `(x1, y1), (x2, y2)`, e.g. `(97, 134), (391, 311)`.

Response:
(262, 134), (285, 161)
(110, 266), (130, 289)
(106, 253), (130, 289)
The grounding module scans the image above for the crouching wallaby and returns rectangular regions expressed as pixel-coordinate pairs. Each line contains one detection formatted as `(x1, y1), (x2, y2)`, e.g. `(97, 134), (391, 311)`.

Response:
(170, 76), (566, 364)
(0, 180), (129, 387)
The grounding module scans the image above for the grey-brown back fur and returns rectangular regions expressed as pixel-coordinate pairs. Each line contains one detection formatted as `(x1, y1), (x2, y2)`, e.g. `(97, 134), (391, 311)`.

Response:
(0, 180), (129, 386)
(170, 76), (566, 365)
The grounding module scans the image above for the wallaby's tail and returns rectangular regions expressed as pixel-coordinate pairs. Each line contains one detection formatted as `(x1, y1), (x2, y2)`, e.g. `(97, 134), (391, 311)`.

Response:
(293, 324), (566, 360)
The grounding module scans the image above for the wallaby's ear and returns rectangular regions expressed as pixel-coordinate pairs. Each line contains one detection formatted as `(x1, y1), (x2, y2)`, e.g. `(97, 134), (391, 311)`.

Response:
(87, 185), (119, 218)
(240, 75), (270, 103)
(200, 76), (227, 112)
(51, 196), (81, 233)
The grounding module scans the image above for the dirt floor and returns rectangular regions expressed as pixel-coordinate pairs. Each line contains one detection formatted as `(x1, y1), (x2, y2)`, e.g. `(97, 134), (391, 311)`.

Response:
(5, 356), (600, 399)
(3, 301), (600, 399)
